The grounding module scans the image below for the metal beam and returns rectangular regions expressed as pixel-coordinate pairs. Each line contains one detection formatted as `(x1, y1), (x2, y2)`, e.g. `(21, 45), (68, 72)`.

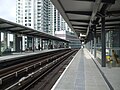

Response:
(8, 29), (27, 34)
(107, 10), (120, 16)
(70, 19), (89, 23)
(27, 32), (38, 34)
(105, 18), (120, 22)
(0, 26), (16, 30)
(101, 16), (106, 67)
(0, 31), (1, 56)
(94, 26), (96, 58)
(74, 28), (87, 30)
(32, 37), (35, 52)
(76, 30), (86, 33)
(74, 0), (95, 2)
(0, 22), (6, 24)
(88, 4), (113, 38)
(97, 23), (120, 27)
(20, 30), (32, 33)
(10, 28), (26, 31)
(86, 0), (101, 37)
(102, 0), (115, 4)
(65, 11), (92, 16)
(97, 26), (120, 30)
(72, 24), (88, 27)
(75, 30), (86, 32)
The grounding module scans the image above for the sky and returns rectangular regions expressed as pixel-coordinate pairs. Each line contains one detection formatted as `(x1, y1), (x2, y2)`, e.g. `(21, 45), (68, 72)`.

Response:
(0, 0), (16, 41)
(0, 0), (16, 22)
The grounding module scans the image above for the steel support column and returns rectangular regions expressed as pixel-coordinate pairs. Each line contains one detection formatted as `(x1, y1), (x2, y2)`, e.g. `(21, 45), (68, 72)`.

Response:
(4, 32), (8, 49)
(19, 35), (22, 53)
(38, 38), (40, 50)
(87, 42), (89, 50)
(32, 37), (35, 52)
(67, 42), (69, 48)
(0, 32), (1, 56)
(14, 34), (22, 52)
(94, 27), (96, 58)
(87, 42), (89, 51)
(91, 40), (93, 54)
(47, 40), (49, 49)
(90, 30), (93, 54)
(101, 16), (106, 67)
(13, 34), (16, 51)
(53, 40), (55, 49)
(41, 39), (43, 50)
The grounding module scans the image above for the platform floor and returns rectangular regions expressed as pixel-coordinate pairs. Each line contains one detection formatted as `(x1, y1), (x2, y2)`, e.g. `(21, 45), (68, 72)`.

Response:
(51, 48), (120, 90)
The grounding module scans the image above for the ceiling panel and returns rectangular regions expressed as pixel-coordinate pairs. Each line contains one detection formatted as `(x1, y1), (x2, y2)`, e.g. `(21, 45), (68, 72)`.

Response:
(51, 0), (120, 42)
(71, 22), (89, 25)
(67, 14), (90, 20)
(60, 0), (94, 11)
(108, 0), (120, 11)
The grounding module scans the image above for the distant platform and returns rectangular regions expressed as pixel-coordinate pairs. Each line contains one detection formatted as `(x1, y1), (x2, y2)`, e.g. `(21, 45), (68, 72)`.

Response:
(0, 49), (64, 62)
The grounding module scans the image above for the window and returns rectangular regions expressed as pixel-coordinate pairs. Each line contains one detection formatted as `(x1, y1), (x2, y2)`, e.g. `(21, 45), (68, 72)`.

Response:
(18, 20), (20, 23)
(25, 17), (27, 19)
(18, 13), (20, 15)
(38, 9), (41, 11)
(28, 2), (31, 5)
(28, 13), (31, 15)
(28, 9), (31, 12)
(37, 2), (41, 4)
(28, 20), (31, 22)
(29, 24), (31, 26)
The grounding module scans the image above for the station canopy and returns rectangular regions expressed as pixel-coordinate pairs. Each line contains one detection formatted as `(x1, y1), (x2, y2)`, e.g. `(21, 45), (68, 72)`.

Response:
(50, 0), (120, 42)
(0, 18), (69, 43)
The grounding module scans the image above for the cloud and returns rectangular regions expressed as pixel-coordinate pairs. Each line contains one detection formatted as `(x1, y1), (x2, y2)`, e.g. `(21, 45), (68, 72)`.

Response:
(0, 0), (16, 22)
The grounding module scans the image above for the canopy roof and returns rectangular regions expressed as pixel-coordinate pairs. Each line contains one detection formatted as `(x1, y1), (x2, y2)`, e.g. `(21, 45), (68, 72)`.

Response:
(0, 18), (69, 42)
(51, 0), (119, 42)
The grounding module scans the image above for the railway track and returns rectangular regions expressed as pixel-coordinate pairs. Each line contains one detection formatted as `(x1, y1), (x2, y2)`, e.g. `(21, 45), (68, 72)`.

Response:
(0, 49), (78, 90)
(29, 49), (78, 90)
(0, 49), (69, 77)
(0, 49), (68, 69)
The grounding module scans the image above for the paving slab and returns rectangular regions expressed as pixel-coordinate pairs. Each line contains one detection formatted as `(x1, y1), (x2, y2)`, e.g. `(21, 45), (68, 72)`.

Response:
(89, 49), (120, 90)
(52, 49), (109, 90)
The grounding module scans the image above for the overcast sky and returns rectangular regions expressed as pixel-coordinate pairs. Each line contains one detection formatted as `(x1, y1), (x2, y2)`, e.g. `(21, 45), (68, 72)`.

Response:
(0, 0), (16, 22)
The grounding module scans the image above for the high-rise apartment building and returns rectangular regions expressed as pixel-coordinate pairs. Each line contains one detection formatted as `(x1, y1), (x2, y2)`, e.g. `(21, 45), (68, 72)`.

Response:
(53, 7), (69, 31)
(16, 0), (49, 32)
(16, 0), (53, 50)
(16, 0), (70, 34)
(16, 0), (80, 49)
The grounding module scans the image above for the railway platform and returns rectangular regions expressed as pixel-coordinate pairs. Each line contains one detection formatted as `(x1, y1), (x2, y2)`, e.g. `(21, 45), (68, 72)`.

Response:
(52, 48), (120, 90)
(0, 49), (63, 62)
